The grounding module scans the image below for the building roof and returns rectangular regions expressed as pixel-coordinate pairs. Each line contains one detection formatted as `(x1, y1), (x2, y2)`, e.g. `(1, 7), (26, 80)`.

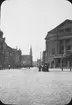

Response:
(49, 19), (72, 33)
(21, 55), (31, 61)
(6, 45), (13, 52)
(45, 19), (72, 40)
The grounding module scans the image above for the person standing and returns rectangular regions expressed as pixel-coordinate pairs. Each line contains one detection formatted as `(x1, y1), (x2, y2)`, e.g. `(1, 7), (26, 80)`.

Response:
(47, 64), (49, 72)
(8, 64), (11, 69)
(42, 63), (49, 72)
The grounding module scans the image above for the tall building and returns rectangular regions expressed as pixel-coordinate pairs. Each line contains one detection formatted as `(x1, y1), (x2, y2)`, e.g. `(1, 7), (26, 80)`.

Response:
(45, 19), (72, 68)
(0, 30), (5, 69)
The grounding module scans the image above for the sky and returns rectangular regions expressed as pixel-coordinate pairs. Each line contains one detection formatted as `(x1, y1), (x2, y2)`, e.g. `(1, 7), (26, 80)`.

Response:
(1, 0), (72, 61)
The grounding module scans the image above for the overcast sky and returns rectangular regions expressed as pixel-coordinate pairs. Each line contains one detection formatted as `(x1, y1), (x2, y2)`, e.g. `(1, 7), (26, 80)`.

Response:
(1, 0), (72, 61)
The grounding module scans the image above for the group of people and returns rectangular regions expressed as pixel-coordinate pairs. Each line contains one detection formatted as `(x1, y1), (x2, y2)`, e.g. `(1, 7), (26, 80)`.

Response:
(38, 63), (49, 72)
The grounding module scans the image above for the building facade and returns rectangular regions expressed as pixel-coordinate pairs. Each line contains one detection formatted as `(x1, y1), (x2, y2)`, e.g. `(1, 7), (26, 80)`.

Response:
(0, 30), (5, 69)
(13, 48), (22, 68)
(37, 59), (41, 67)
(21, 46), (33, 67)
(45, 19), (72, 68)
(0, 29), (22, 69)
(42, 50), (47, 64)
(4, 45), (22, 69)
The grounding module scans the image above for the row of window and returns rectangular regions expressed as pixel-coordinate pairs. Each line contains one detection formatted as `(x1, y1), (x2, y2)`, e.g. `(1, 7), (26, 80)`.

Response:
(58, 28), (71, 33)
(52, 45), (71, 55)
(60, 45), (71, 50)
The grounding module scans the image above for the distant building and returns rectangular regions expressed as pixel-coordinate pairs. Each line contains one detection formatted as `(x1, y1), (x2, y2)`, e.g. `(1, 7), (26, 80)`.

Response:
(33, 61), (37, 67)
(30, 46), (33, 67)
(42, 50), (47, 64)
(37, 59), (41, 67)
(21, 46), (33, 67)
(13, 48), (21, 68)
(44, 19), (72, 68)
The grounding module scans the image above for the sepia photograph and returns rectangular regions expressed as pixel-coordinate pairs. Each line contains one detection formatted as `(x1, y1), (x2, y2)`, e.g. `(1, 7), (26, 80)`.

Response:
(0, 0), (72, 105)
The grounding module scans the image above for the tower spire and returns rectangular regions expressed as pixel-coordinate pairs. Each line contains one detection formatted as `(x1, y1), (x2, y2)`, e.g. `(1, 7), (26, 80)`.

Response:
(30, 46), (33, 67)
(30, 45), (32, 56)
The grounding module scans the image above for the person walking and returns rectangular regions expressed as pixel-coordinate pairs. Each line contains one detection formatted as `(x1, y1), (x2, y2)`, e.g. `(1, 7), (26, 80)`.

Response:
(39, 65), (42, 72)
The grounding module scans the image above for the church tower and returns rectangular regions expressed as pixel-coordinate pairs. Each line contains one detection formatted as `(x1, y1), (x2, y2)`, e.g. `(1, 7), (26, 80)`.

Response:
(30, 46), (33, 67)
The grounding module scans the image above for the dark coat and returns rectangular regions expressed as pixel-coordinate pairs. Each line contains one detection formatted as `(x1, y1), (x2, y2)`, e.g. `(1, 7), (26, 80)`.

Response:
(39, 65), (42, 71)
(42, 63), (49, 72)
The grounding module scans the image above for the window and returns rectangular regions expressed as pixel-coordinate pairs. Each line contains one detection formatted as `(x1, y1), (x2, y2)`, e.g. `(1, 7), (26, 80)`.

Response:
(61, 45), (64, 50)
(59, 29), (64, 33)
(67, 45), (71, 50)
(60, 45), (64, 54)
(52, 48), (55, 55)
(65, 28), (71, 32)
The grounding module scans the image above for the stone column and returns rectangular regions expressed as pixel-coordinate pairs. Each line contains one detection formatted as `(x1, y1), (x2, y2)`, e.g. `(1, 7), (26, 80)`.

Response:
(63, 40), (67, 56)
(54, 59), (56, 68)
(67, 61), (70, 68)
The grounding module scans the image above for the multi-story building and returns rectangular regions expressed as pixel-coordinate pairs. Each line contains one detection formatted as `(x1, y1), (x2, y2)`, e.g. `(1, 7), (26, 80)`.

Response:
(45, 19), (72, 68)
(4, 45), (22, 69)
(0, 30), (5, 69)
(3, 44), (14, 68)
(0, 30), (22, 69)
